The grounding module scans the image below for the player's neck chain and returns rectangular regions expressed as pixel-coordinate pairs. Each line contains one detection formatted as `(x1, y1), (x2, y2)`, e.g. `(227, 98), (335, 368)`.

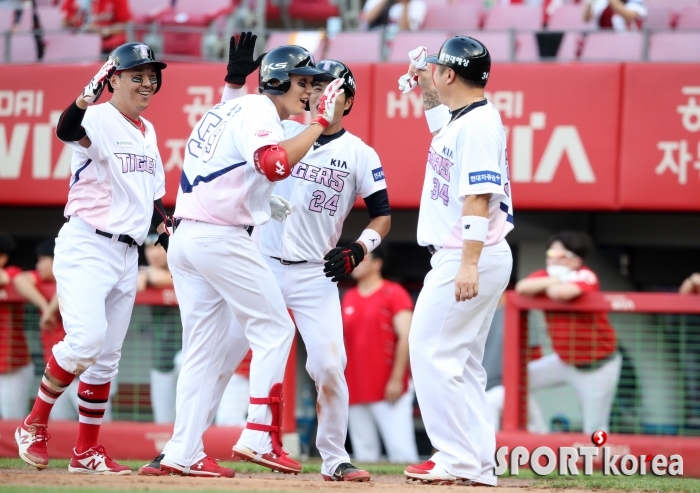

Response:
(448, 98), (487, 124)
(109, 101), (146, 136)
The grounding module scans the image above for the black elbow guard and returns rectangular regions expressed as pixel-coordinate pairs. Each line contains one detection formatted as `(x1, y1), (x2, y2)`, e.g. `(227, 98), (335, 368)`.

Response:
(56, 101), (87, 142)
(364, 189), (391, 218)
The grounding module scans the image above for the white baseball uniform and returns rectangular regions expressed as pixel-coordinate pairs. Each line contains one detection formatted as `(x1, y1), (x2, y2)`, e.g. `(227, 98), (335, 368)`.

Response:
(410, 99), (513, 485)
(54, 102), (165, 384)
(172, 85), (389, 473)
(162, 94), (297, 468)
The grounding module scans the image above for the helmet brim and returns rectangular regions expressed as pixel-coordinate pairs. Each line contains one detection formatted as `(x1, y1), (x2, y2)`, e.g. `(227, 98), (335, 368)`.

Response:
(288, 67), (325, 76)
(425, 55), (442, 65)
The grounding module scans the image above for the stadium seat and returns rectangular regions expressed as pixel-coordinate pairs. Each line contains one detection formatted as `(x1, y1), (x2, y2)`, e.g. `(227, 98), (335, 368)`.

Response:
(130, 0), (172, 24)
(675, 5), (700, 28)
(515, 32), (538, 62)
(579, 32), (643, 61)
(483, 5), (542, 30)
(387, 31), (447, 63)
(0, 7), (15, 32)
(648, 32), (700, 62)
(459, 31), (511, 62)
(557, 31), (582, 61)
(324, 31), (382, 63)
(422, 5), (481, 30)
(546, 4), (593, 30)
(287, 0), (339, 22)
(644, 5), (672, 29)
(157, 0), (235, 57)
(14, 7), (63, 31)
(10, 32), (101, 63)
(265, 31), (325, 61)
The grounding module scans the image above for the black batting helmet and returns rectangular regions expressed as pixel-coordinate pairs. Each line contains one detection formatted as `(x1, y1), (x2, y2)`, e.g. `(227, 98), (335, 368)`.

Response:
(259, 45), (324, 95)
(426, 36), (491, 87)
(314, 59), (356, 115)
(107, 42), (167, 94)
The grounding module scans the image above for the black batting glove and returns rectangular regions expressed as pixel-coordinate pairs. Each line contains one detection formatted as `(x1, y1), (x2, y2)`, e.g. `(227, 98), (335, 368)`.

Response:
(323, 243), (365, 282)
(225, 31), (265, 85)
(155, 232), (169, 252)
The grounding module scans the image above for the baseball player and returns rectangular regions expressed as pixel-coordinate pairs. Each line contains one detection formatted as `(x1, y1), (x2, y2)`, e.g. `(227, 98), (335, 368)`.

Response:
(0, 234), (34, 420)
(220, 59), (390, 482)
(156, 44), (346, 478)
(15, 42), (168, 475)
(515, 231), (622, 433)
(400, 37), (513, 486)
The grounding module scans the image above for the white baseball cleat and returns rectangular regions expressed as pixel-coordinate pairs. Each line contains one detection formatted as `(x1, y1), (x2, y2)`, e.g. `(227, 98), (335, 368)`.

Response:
(404, 460), (471, 485)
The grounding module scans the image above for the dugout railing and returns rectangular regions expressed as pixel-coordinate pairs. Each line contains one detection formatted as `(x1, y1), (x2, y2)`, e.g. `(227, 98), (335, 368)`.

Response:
(0, 285), (298, 460)
(501, 290), (700, 477)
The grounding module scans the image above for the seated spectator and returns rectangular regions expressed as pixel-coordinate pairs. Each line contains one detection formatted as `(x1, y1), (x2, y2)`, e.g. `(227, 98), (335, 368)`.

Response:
(583, 0), (646, 31)
(0, 233), (34, 419)
(342, 246), (419, 463)
(680, 273), (700, 295)
(137, 234), (180, 424)
(13, 238), (79, 420)
(361, 0), (426, 32)
(60, 0), (132, 54)
(515, 231), (621, 433)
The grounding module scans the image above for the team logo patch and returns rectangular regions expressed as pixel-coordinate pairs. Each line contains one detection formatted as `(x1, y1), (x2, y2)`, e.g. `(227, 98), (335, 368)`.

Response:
(372, 167), (385, 182)
(469, 171), (501, 185)
(255, 130), (272, 137)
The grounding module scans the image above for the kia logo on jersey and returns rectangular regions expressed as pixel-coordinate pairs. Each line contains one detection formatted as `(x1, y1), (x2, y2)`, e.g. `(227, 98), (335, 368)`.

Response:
(372, 167), (385, 182)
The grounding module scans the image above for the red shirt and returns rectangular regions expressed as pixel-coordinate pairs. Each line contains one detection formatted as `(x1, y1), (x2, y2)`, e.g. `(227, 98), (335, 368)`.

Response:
(342, 280), (414, 405)
(25, 272), (66, 364)
(528, 267), (617, 365)
(60, 0), (132, 52)
(0, 266), (31, 373)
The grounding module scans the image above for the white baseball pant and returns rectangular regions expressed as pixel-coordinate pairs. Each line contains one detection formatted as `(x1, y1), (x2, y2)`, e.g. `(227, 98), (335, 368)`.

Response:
(162, 220), (295, 467)
(0, 364), (34, 419)
(529, 352), (622, 433)
(410, 242), (512, 485)
(52, 217), (138, 384)
(348, 382), (419, 463)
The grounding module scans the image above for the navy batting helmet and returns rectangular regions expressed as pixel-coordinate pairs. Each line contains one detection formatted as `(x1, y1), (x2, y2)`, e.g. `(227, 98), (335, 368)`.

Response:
(107, 42), (167, 94)
(314, 59), (356, 115)
(259, 45), (324, 95)
(426, 36), (491, 87)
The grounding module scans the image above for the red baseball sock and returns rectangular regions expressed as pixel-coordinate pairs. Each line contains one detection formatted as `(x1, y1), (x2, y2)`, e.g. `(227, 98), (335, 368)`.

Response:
(25, 356), (75, 426)
(75, 381), (111, 453)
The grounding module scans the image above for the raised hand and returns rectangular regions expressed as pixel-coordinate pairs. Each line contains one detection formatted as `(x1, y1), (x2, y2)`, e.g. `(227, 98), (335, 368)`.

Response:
(225, 31), (265, 85)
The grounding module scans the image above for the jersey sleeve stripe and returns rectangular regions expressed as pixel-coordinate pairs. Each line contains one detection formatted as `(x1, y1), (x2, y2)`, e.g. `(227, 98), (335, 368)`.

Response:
(180, 161), (246, 193)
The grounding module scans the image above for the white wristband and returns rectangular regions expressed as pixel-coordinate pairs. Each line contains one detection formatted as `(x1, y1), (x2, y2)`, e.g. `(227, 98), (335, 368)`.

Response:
(357, 228), (381, 253)
(221, 84), (245, 103)
(425, 105), (450, 133)
(462, 216), (488, 242)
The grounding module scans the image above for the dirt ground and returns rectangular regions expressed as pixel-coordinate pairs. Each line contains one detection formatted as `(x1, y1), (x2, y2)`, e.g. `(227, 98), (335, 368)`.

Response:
(0, 469), (554, 492)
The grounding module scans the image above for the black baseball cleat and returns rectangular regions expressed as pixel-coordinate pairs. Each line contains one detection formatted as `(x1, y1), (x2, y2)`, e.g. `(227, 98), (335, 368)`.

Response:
(138, 453), (168, 476)
(322, 462), (371, 482)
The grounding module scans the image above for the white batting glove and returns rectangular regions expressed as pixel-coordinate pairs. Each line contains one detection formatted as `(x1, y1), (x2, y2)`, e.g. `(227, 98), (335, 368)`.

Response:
(269, 194), (293, 222)
(311, 78), (344, 129)
(397, 46), (429, 94)
(81, 59), (116, 105)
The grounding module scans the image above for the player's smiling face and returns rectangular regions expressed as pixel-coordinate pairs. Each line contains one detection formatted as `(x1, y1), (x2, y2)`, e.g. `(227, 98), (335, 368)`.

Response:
(110, 65), (158, 115)
(280, 74), (313, 116)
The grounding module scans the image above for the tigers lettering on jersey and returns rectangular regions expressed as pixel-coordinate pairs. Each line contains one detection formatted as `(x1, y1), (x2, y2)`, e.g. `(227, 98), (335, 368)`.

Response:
(116, 153), (157, 175)
(291, 162), (349, 192)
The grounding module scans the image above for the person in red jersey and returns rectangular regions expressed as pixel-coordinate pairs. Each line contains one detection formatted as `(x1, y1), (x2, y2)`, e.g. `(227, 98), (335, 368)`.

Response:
(14, 239), (82, 421)
(60, 0), (132, 53)
(0, 233), (33, 419)
(342, 246), (419, 463)
(515, 230), (621, 433)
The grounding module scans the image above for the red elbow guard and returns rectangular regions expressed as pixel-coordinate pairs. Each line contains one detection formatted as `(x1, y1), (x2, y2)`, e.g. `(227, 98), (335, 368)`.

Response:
(253, 145), (291, 182)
